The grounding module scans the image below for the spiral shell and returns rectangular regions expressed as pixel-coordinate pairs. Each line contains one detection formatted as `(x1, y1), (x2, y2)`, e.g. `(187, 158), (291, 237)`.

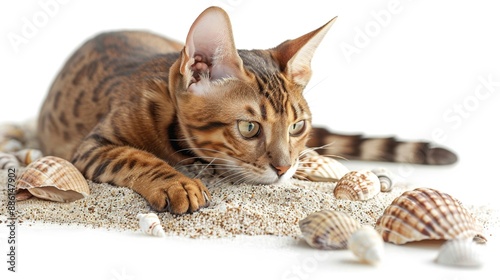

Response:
(295, 152), (349, 182)
(137, 213), (166, 237)
(435, 239), (484, 267)
(348, 225), (384, 265)
(333, 170), (380, 201)
(371, 167), (394, 192)
(299, 210), (361, 250)
(16, 156), (90, 202)
(375, 188), (486, 245)
(0, 152), (21, 169)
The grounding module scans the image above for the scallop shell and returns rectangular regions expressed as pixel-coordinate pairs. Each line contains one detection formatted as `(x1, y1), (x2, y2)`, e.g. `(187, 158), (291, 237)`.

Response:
(295, 152), (349, 182)
(0, 152), (21, 169)
(435, 239), (484, 267)
(371, 167), (394, 192)
(348, 225), (384, 265)
(375, 188), (486, 245)
(14, 149), (43, 165)
(16, 156), (90, 202)
(333, 170), (380, 201)
(299, 210), (361, 249)
(137, 213), (166, 238)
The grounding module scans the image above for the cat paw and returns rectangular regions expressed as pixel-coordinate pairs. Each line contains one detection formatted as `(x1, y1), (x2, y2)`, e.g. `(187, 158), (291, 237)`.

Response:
(147, 176), (211, 214)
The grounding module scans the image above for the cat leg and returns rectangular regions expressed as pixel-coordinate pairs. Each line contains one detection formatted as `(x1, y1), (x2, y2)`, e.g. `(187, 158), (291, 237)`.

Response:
(71, 134), (211, 214)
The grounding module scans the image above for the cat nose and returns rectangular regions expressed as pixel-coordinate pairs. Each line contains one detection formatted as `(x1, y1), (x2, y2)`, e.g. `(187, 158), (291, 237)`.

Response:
(272, 165), (291, 177)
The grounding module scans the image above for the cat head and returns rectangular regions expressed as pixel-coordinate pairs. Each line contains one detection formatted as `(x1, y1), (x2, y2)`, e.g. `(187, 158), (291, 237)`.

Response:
(170, 6), (336, 184)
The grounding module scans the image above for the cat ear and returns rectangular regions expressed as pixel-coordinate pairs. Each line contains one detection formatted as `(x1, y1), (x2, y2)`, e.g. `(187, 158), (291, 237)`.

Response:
(273, 17), (337, 86)
(180, 6), (246, 94)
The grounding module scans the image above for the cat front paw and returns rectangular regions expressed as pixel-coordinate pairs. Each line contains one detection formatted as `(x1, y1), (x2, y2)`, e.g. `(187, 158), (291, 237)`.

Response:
(146, 176), (211, 214)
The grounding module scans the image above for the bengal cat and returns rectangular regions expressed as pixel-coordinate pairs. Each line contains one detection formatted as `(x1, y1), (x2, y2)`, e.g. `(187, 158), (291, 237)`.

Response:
(37, 7), (457, 214)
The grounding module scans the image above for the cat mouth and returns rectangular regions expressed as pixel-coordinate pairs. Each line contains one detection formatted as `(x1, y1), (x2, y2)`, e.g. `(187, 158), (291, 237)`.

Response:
(241, 161), (299, 185)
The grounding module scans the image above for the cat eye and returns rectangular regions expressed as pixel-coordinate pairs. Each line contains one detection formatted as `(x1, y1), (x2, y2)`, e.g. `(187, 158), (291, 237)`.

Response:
(238, 121), (261, 139)
(289, 120), (306, 136)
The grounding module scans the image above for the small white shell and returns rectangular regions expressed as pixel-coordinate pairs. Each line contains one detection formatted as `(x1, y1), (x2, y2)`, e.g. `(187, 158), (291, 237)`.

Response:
(137, 213), (166, 238)
(348, 225), (384, 265)
(371, 167), (394, 192)
(436, 239), (484, 267)
(16, 156), (90, 202)
(334, 170), (380, 201)
(295, 152), (349, 182)
(299, 210), (361, 249)
(0, 152), (21, 169)
(14, 149), (43, 166)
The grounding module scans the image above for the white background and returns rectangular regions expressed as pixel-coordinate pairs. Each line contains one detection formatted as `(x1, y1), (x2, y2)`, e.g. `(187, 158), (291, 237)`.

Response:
(1, 0), (500, 279)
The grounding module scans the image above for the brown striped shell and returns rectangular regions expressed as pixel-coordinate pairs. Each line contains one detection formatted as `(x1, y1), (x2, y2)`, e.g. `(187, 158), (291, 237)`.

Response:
(16, 156), (90, 202)
(333, 170), (380, 201)
(295, 152), (349, 182)
(299, 210), (361, 250)
(375, 188), (486, 245)
(0, 152), (20, 169)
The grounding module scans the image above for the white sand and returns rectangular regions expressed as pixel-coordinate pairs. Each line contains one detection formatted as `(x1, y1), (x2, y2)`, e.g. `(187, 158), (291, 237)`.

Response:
(1, 163), (498, 239)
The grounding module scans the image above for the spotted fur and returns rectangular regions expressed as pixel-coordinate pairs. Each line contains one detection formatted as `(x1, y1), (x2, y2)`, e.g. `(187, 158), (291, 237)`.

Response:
(37, 7), (456, 214)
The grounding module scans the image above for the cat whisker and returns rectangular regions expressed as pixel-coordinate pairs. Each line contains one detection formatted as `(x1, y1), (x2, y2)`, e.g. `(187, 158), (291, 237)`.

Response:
(300, 143), (348, 161)
(302, 74), (330, 97)
(291, 172), (312, 182)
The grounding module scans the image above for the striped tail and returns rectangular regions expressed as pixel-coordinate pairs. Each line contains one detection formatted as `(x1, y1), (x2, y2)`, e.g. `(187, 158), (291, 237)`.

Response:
(307, 127), (458, 165)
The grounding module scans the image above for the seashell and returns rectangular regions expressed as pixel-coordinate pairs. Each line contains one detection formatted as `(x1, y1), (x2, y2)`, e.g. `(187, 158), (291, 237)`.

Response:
(333, 170), (380, 201)
(0, 152), (21, 169)
(348, 225), (384, 265)
(299, 210), (361, 249)
(0, 139), (23, 153)
(371, 167), (394, 192)
(435, 239), (484, 268)
(0, 123), (25, 143)
(375, 188), (487, 245)
(137, 213), (166, 237)
(14, 149), (44, 166)
(16, 156), (90, 202)
(295, 151), (349, 182)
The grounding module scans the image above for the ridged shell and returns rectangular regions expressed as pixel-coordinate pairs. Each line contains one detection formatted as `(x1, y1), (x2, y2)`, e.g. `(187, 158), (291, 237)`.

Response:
(137, 213), (166, 237)
(333, 170), (380, 201)
(299, 210), (361, 250)
(295, 152), (349, 182)
(371, 167), (394, 192)
(14, 149), (43, 166)
(435, 239), (484, 267)
(375, 188), (486, 244)
(0, 152), (20, 169)
(348, 225), (384, 265)
(16, 156), (90, 202)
